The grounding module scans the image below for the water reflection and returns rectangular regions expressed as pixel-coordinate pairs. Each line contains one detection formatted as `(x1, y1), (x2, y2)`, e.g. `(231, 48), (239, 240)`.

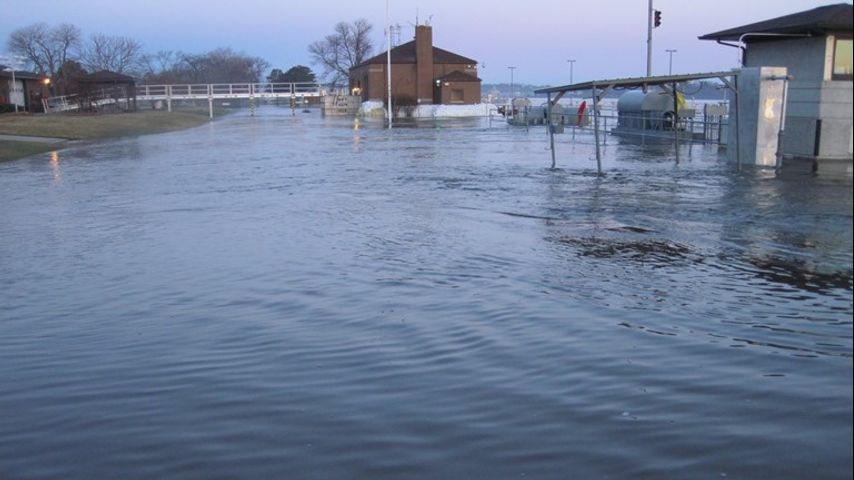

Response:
(49, 150), (61, 185)
(743, 254), (853, 293)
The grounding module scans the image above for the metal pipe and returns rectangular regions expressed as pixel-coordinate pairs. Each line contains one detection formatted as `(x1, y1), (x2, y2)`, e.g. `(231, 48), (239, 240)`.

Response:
(734, 74), (740, 172)
(548, 92), (556, 169)
(736, 33), (811, 66)
(593, 85), (602, 175)
(672, 81), (679, 163)
(773, 74), (792, 170)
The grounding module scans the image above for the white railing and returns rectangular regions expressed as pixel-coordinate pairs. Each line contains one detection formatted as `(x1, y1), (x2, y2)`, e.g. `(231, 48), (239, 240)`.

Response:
(43, 93), (80, 112)
(134, 82), (323, 99)
(43, 82), (327, 116)
(43, 87), (132, 113)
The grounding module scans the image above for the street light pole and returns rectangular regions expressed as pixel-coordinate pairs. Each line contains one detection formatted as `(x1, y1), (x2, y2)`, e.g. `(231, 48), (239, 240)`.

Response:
(386, 0), (392, 129)
(666, 49), (677, 75)
(567, 59), (576, 84)
(507, 66), (516, 98)
(646, 0), (653, 78)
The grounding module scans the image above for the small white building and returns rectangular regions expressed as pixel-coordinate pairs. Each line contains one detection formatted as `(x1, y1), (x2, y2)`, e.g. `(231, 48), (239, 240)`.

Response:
(700, 3), (853, 168)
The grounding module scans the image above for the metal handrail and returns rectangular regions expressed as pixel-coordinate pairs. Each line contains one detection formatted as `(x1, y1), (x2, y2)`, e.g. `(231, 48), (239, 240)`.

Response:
(134, 82), (322, 97)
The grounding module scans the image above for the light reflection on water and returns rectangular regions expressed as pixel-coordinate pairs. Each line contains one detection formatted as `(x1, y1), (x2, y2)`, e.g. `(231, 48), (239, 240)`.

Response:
(49, 150), (62, 185)
(0, 106), (851, 479)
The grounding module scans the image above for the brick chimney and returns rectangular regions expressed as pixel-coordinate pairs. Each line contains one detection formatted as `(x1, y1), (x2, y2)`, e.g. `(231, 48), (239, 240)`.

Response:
(415, 25), (434, 104)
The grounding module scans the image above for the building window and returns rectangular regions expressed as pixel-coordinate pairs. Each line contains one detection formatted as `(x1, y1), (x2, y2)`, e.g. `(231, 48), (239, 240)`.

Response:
(832, 37), (852, 80)
(451, 88), (464, 103)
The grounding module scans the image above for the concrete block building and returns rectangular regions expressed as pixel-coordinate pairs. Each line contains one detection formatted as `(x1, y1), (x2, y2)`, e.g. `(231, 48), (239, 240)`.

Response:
(700, 3), (853, 165)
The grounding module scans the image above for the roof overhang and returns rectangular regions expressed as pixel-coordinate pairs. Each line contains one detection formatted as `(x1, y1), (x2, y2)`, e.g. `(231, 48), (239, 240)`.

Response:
(535, 71), (739, 95)
(698, 3), (853, 42)
(0, 69), (45, 80)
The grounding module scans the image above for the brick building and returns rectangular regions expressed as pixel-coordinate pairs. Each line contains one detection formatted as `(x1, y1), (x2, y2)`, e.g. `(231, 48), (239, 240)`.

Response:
(1, 68), (50, 113)
(349, 25), (481, 105)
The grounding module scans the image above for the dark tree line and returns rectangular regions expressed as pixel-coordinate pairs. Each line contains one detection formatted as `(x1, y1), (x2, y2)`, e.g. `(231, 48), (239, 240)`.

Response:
(142, 48), (270, 85)
(6, 22), (275, 95)
(267, 65), (316, 83)
(4, 18), (374, 96)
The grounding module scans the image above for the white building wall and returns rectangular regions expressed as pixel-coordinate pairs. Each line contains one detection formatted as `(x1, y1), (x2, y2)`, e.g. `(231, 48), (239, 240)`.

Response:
(744, 36), (853, 161)
(727, 67), (787, 167)
(5, 78), (25, 106)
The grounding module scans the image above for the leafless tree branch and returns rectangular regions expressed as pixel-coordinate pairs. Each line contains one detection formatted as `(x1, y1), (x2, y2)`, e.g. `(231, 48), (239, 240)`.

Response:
(308, 19), (374, 85)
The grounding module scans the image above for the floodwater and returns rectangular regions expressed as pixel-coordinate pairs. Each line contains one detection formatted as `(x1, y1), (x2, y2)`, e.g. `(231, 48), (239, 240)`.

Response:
(1, 107), (851, 479)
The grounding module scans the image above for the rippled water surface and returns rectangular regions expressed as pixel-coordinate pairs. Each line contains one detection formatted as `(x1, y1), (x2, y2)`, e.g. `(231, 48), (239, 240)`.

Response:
(1, 108), (852, 479)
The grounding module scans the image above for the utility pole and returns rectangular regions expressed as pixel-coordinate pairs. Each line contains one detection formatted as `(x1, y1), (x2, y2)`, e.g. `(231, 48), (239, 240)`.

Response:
(646, 0), (654, 78)
(386, 0), (392, 129)
(507, 66), (516, 98)
(666, 49), (677, 75)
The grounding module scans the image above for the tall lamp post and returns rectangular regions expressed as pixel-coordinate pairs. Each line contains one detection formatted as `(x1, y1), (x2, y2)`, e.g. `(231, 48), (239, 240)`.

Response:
(646, 0), (654, 78)
(507, 66), (516, 99)
(567, 59), (576, 104)
(666, 49), (677, 75)
(386, 0), (392, 129)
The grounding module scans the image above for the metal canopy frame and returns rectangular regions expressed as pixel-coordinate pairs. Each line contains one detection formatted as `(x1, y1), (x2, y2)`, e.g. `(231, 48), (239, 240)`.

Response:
(535, 70), (741, 175)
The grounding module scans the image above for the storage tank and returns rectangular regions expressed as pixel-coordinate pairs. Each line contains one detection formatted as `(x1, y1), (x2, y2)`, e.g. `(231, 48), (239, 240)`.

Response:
(616, 90), (692, 131)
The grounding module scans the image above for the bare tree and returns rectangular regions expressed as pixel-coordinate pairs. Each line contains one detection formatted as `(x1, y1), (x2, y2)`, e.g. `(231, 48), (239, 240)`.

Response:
(308, 19), (374, 85)
(52, 24), (80, 75)
(6, 22), (81, 80)
(141, 50), (177, 74)
(81, 34), (144, 75)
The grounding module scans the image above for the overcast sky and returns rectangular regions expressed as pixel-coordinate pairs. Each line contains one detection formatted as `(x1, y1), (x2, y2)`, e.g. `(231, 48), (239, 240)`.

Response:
(1, 0), (848, 84)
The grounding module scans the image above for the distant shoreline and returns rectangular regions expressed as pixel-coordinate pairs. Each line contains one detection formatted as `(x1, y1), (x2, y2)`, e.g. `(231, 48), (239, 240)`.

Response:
(0, 109), (217, 162)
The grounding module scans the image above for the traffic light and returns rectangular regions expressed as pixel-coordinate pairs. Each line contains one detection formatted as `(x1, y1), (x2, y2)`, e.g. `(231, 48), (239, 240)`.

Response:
(654, 10), (662, 28)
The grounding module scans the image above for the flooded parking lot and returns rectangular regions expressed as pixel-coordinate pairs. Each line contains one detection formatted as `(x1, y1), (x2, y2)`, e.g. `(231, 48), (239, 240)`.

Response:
(1, 107), (851, 479)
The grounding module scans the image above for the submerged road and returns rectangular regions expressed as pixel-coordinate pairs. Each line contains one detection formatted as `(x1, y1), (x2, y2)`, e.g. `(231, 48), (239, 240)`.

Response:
(1, 107), (851, 479)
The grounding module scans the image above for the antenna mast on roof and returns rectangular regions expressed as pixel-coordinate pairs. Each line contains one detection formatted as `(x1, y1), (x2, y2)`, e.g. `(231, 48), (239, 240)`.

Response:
(392, 24), (402, 46)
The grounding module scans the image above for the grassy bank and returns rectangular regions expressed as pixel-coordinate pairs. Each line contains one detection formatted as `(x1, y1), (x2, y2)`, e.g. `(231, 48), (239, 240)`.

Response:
(0, 108), (215, 161)
(0, 140), (59, 162)
(0, 109), (214, 140)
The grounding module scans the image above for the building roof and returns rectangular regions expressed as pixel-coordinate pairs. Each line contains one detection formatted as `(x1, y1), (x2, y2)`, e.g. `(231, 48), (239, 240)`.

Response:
(699, 3), (853, 41)
(0, 67), (44, 80)
(80, 70), (136, 84)
(535, 71), (738, 95)
(353, 40), (477, 68)
(437, 70), (482, 82)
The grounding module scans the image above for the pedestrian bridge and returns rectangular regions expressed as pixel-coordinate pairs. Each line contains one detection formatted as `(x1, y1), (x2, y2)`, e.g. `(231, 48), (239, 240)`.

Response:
(138, 82), (326, 117)
(136, 82), (324, 101)
(44, 82), (327, 115)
